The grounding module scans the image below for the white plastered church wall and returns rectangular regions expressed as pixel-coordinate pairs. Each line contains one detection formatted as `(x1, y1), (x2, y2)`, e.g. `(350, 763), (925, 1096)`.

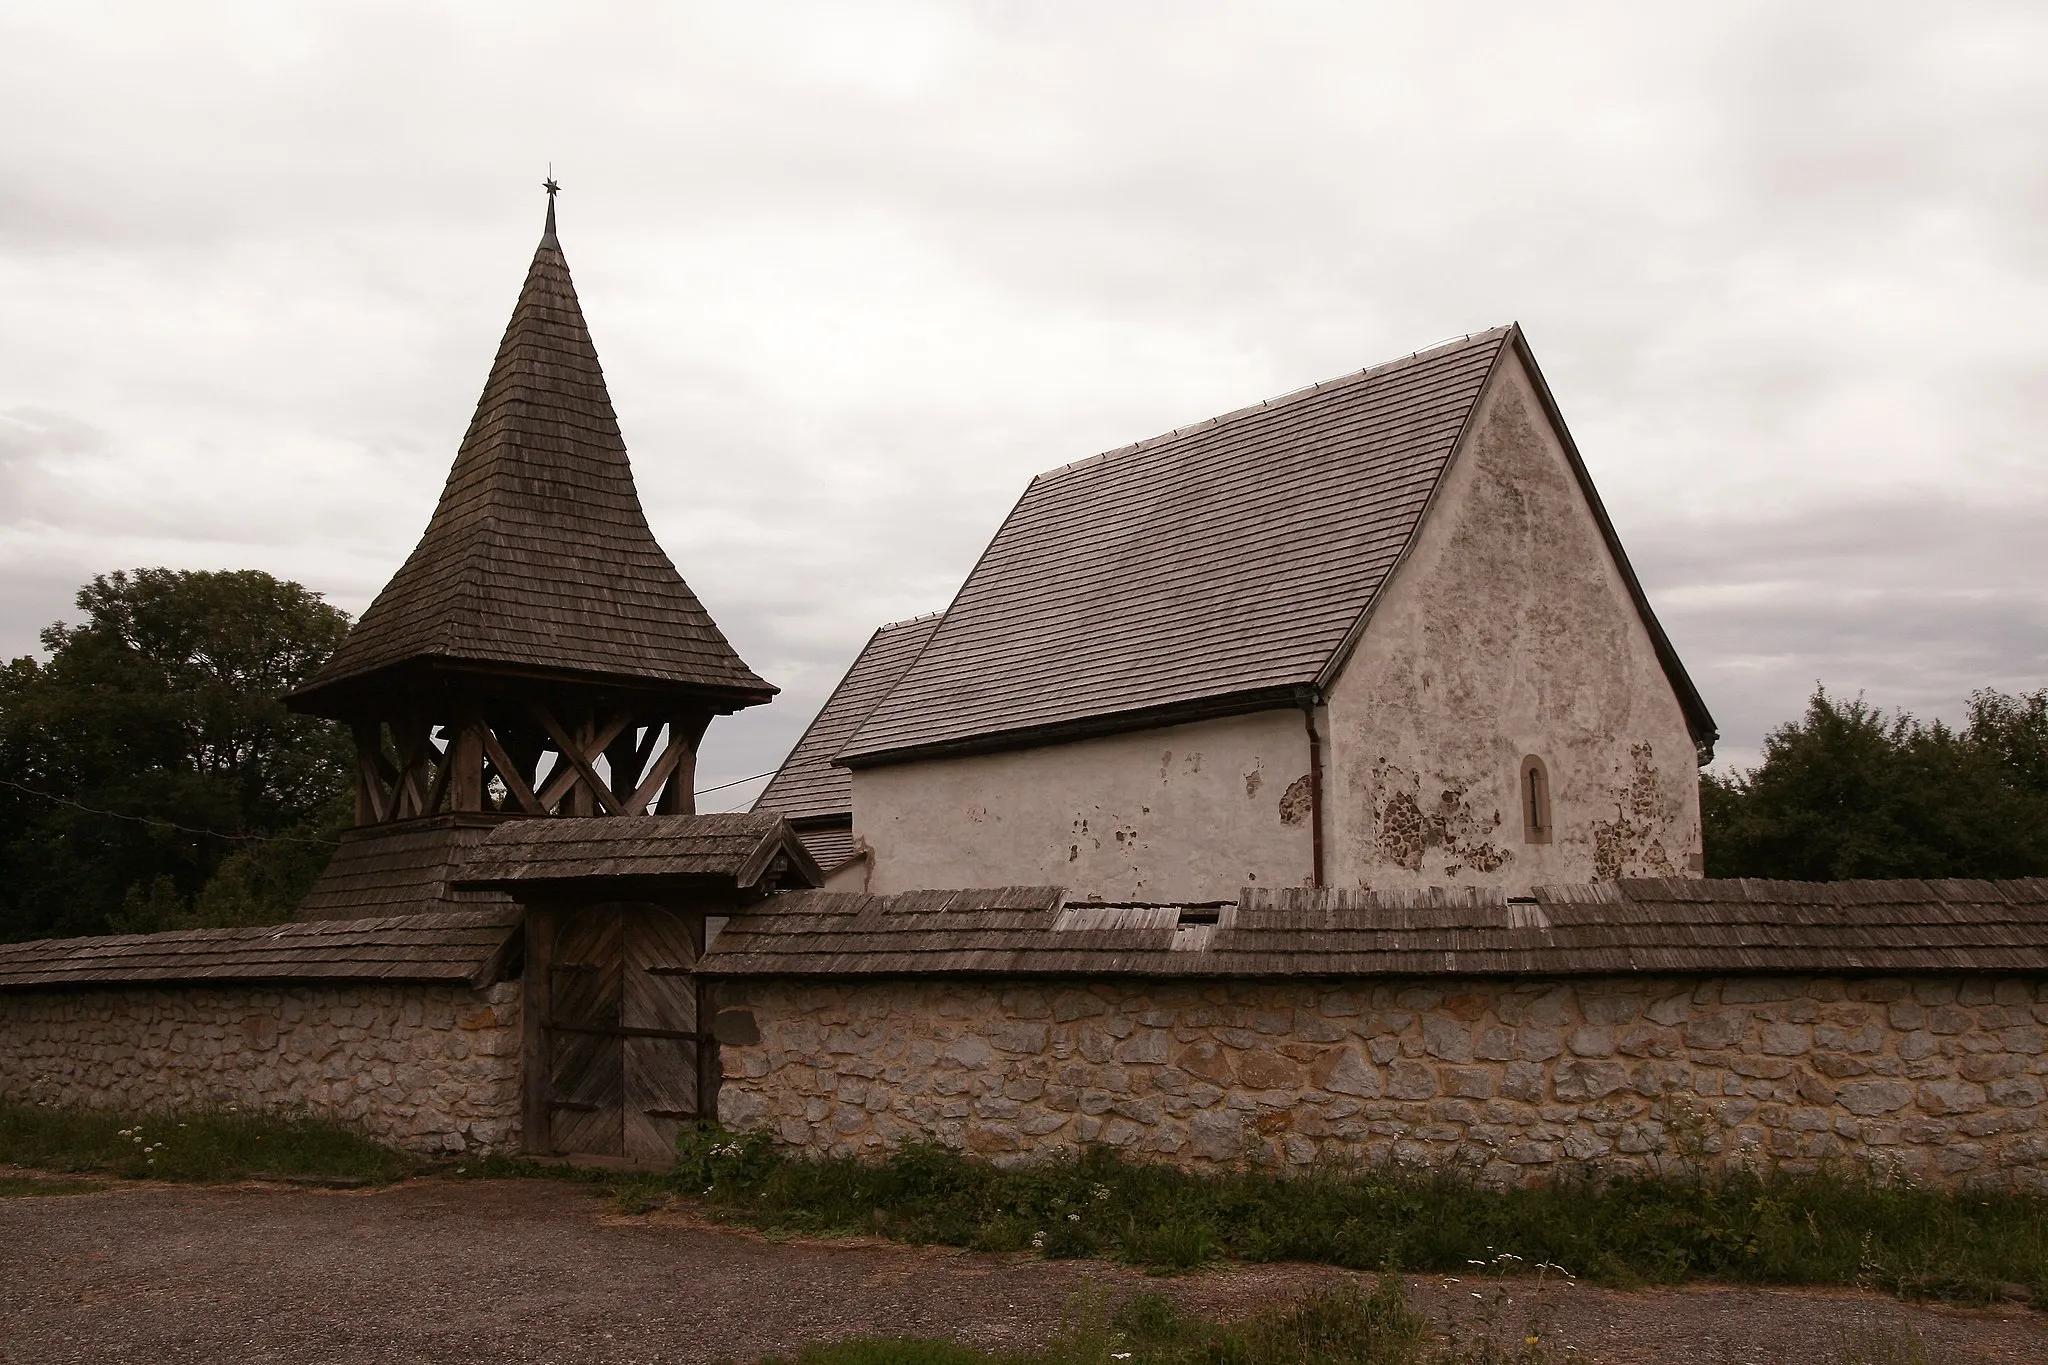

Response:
(852, 710), (1314, 901)
(1321, 348), (1703, 892)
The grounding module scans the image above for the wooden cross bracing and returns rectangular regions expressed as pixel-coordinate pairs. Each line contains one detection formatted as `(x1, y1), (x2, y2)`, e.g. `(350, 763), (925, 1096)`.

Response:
(350, 703), (711, 825)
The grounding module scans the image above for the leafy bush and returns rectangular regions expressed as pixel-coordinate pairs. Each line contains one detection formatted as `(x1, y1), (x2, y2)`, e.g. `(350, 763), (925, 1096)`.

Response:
(1704, 686), (2048, 879)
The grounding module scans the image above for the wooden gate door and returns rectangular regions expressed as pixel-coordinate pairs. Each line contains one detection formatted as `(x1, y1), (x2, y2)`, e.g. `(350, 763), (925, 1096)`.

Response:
(541, 903), (706, 1161)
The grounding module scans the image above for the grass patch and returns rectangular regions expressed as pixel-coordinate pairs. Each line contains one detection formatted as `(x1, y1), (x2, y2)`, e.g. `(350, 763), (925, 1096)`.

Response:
(758, 1284), (1978, 1365)
(648, 1127), (2048, 1306)
(0, 1102), (419, 1184)
(757, 1282), (1437, 1365)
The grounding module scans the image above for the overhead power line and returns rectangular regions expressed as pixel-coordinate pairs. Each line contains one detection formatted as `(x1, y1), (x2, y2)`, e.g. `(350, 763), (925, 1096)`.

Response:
(0, 766), (786, 845)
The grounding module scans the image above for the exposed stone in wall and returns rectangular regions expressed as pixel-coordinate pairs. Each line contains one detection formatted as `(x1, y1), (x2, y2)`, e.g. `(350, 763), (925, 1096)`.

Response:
(715, 975), (2048, 1188)
(0, 983), (523, 1154)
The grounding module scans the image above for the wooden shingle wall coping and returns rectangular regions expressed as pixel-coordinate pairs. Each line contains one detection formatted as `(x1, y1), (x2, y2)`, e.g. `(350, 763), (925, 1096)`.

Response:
(0, 908), (524, 992)
(698, 877), (2048, 979)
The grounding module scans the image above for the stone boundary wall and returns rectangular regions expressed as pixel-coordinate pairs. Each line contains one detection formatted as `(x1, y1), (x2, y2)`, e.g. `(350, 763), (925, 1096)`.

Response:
(0, 982), (522, 1155)
(713, 974), (2048, 1187)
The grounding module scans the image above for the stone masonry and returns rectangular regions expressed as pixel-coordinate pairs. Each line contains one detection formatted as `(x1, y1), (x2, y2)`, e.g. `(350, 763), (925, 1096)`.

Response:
(714, 974), (2048, 1187)
(0, 982), (522, 1154)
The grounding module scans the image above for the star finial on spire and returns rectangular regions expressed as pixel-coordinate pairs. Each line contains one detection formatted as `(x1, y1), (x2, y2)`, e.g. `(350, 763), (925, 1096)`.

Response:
(539, 166), (561, 250)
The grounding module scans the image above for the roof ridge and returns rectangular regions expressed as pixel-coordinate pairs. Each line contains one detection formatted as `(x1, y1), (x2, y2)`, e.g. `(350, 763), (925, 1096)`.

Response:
(1033, 325), (1514, 485)
(878, 609), (946, 631)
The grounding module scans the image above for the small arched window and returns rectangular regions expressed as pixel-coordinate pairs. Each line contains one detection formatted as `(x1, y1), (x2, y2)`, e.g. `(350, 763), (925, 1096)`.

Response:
(1520, 755), (1552, 844)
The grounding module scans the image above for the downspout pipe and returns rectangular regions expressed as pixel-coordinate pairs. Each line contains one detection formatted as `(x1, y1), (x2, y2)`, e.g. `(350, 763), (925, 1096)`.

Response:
(1301, 697), (1325, 888)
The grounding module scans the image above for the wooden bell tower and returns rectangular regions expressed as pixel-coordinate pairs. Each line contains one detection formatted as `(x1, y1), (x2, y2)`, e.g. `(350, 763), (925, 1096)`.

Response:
(286, 184), (775, 918)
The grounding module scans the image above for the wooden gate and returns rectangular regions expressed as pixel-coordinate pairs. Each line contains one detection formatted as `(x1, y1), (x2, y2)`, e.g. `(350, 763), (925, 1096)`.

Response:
(528, 902), (710, 1161)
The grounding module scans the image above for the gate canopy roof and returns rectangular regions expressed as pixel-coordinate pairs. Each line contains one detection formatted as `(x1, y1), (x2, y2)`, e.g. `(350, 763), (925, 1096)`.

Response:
(455, 812), (821, 893)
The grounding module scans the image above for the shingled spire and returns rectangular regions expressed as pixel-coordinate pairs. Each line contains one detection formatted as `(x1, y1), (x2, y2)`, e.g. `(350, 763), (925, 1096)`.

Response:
(293, 189), (770, 709)
(287, 189), (773, 917)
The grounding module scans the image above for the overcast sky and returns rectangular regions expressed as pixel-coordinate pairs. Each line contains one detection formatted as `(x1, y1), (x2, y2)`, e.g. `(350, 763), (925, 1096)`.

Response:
(2, 1), (2044, 804)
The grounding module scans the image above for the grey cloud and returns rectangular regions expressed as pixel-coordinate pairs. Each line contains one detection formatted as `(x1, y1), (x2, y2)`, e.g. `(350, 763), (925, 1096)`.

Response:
(0, 2), (2043, 795)
(0, 407), (108, 526)
(1628, 494), (2048, 767)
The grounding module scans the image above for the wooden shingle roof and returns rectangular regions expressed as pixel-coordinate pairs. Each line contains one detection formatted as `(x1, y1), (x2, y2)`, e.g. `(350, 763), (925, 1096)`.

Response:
(455, 812), (822, 891)
(0, 907), (522, 992)
(289, 200), (772, 716)
(793, 825), (858, 875)
(295, 815), (516, 921)
(698, 878), (2048, 978)
(839, 326), (1714, 766)
(754, 612), (943, 823)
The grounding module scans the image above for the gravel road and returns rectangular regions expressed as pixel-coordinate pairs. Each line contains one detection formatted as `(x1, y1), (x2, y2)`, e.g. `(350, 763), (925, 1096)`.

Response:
(3, 1173), (2044, 1364)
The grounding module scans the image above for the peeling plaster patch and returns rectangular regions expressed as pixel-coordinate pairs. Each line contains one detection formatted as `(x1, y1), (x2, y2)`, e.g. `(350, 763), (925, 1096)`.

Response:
(1379, 788), (1426, 870)
(1244, 761), (1264, 799)
(1593, 743), (1681, 880)
(1277, 775), (1314, 826)
(1369, 764), (1509, 878)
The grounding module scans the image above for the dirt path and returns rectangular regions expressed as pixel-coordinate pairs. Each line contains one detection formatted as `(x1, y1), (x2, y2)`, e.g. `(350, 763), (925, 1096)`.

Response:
(2, 1175), (2043, 1364)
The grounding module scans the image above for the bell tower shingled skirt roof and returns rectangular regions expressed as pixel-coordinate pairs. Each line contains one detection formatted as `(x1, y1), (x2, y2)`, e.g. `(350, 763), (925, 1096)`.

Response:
(288, 190), (772, 716)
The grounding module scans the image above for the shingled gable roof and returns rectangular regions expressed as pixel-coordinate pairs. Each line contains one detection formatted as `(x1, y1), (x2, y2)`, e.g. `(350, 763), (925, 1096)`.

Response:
(288, 197), (772, 717)
(754, 612), (944, 826)
(839, 325), (1715, 767)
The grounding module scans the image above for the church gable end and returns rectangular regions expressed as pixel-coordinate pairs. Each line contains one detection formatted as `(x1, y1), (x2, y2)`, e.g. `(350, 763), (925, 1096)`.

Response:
(1321, 338), (1707, 890)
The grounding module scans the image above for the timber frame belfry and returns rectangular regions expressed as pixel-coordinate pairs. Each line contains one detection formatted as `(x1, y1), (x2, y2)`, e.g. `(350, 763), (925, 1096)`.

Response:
(341, 695), (715, 825)
(286, 186), (775, 920)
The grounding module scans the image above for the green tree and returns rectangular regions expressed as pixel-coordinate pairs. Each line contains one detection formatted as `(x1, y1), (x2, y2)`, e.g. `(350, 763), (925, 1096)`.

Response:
(1703, 686), (2048, 879)
(0, 569), (352, 941)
